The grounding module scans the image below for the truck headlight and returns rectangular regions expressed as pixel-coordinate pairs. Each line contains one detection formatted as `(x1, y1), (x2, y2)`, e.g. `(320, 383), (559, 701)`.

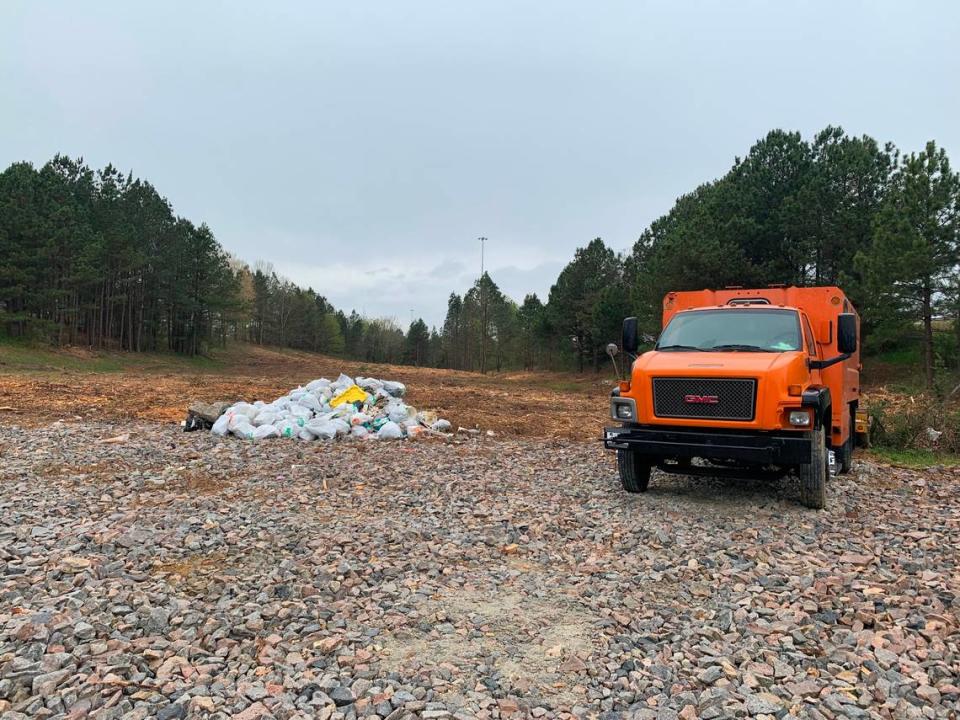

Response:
(788, 410), (811, 427)
(611, 398), (637, 421)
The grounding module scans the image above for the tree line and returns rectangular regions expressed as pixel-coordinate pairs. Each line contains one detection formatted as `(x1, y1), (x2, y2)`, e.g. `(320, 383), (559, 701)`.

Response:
(0, 156), (239, 354)
(0, 156), (430, 365)
(438, 127), (960, 387)
(1, 126), (958, 387)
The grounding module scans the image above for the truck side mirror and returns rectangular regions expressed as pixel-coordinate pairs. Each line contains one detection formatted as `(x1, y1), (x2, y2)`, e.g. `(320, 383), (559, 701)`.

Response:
(622, 317), (639, 355)
(837, 313), (857, 354)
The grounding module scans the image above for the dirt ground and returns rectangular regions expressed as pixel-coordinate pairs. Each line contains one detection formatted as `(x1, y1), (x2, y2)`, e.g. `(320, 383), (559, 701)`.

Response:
(0, 344), (613, 439)
(1, 343), (957, 718)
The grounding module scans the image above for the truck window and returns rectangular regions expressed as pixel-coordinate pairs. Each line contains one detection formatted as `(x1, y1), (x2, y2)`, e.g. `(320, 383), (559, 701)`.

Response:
(657, 309), (802, 352)
(802, 316), (816, 356)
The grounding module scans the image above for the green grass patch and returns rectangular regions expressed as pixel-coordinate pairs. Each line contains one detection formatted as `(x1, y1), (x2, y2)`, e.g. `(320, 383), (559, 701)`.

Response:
(871, 345), (921, 366)
(0, 337), (225, 374)
(867, 447), (960, 468)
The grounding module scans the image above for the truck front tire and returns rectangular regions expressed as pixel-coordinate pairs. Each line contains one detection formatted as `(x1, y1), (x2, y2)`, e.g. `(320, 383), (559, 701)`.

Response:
(617, 450), (651, 493)
(799, 426), (828, 509)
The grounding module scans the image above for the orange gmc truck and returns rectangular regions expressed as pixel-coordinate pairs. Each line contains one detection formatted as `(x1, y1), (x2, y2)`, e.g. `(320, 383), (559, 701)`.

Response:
(604, 286), (860, 508)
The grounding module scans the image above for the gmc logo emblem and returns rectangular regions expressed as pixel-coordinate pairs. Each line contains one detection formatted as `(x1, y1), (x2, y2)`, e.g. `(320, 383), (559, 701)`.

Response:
(684, 394), (719, 404)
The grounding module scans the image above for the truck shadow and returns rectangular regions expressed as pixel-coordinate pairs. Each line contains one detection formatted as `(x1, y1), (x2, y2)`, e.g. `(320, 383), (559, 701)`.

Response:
(642, 469), (811, 509)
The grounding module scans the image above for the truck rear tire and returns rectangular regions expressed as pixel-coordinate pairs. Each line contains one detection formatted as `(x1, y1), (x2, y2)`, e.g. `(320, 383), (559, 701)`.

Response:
(799, 426), (828, 509)
(836, 405), (855, 474)
(617, 450), (651, 493)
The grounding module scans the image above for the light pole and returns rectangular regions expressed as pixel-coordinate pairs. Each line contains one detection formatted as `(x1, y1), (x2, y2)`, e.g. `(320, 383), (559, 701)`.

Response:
(478, 237), (487, 374)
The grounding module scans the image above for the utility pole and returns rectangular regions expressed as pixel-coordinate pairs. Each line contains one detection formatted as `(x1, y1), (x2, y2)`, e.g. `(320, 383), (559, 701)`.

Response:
(478, 237), (487, 374)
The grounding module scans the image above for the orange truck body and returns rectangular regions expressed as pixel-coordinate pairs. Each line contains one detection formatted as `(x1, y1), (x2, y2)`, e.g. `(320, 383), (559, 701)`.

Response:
(604, 285), (861, 506)
(657, 286), (859, 446)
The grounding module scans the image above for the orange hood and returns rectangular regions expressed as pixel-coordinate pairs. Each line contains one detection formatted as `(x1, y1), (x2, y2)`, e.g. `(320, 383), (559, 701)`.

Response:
(633, 349), (804, 376)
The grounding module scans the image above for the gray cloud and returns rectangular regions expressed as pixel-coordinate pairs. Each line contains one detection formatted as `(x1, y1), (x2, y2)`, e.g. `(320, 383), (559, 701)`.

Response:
(2, 1), (957, 328)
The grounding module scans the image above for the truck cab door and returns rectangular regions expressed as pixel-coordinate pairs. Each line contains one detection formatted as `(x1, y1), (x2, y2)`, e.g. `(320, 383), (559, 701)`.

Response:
(801, 314), (819, 367)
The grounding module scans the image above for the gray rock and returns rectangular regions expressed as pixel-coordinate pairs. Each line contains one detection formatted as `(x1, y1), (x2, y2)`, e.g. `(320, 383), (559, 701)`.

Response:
(73, 622), (95, 640)
(31, 668), (71, 696)
(744, 693), (782, 715)
(330, 686), (355, 707)
(156, 703), (187, 720)
(696, 666), (723, 685)
(144, 607), (170, 635)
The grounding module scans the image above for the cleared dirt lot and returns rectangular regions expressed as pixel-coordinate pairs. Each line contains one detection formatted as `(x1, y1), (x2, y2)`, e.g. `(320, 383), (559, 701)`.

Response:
(0, 347), (958, 719)
(0, 344), (609, 439)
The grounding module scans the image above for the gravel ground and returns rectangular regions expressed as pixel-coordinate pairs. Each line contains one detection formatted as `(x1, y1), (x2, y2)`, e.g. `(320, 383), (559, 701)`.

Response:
(1, 421), (958, 720)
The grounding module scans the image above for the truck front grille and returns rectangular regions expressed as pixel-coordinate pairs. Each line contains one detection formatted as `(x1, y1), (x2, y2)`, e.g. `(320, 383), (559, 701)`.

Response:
(652, 377), (756, 421)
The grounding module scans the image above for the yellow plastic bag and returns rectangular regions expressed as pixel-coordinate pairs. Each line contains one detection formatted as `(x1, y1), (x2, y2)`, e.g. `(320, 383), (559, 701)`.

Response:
(330, 384), (368, 408)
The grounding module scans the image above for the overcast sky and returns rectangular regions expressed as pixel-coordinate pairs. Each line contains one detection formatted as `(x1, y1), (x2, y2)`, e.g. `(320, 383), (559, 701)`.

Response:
(2, 2), (958, 328)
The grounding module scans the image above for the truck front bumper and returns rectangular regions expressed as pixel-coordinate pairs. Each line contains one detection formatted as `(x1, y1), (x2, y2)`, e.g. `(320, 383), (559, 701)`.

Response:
(603, 425), (810, 466)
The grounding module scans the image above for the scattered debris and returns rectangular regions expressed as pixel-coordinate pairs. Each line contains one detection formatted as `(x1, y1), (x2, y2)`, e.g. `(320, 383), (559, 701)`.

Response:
(183, 400), (232, 431)
(203, 374), (451, 441)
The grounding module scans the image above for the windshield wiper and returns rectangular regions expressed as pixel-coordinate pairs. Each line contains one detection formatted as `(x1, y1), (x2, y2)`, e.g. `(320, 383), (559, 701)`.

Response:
(656, 344), (708, 352)
(707, 344), (777, 352)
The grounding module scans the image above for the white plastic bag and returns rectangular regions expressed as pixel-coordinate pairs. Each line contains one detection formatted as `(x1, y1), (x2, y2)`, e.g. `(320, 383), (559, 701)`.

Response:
(431, 418), (452, 432)
(351, 412), (373, 426)
(330, 373), (354, 393)
(330, 403), (356, 419)
(306, 419), (338, 440)
(276, 420), (297, 439)
(211, 412), (232, 436)
(252, 410), (278, 427)
(229, 402), (258, 420)
(253, 424), (280, 440)
(306, 378), (330, 392)
(297, 394), (322, 413)
(377, 421), (404, 440)
(230, 421), (255, 439)
(356, 376), (384, 393)
(387, 402), (411, 424)
(351, 425), (369, 438)
(382, 381), (406, 397)
(289, 404), (312, 420)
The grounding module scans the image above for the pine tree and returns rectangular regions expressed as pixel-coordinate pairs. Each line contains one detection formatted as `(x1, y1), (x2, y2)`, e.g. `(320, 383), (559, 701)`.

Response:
(861, 142), (960, 388)
(547, 238), (620, 372)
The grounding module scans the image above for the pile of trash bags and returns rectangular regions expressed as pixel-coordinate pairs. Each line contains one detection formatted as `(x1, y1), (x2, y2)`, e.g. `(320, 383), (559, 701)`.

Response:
(210, 374), (451, 441)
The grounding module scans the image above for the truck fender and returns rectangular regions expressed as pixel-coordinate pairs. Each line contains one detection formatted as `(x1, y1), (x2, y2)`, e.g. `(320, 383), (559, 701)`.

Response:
(801, 386), (832, 428)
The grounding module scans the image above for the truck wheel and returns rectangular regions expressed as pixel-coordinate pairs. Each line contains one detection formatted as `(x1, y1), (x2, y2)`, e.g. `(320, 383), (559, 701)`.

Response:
(617, 450), (651, 493)
(799, 426), (828, 509)
(836, 439), (853, 474)
(836, 405), (855, 474)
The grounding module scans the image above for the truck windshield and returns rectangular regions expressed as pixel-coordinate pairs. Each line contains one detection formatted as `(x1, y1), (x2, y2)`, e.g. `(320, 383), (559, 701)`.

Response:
(657, 309), (802, 352)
